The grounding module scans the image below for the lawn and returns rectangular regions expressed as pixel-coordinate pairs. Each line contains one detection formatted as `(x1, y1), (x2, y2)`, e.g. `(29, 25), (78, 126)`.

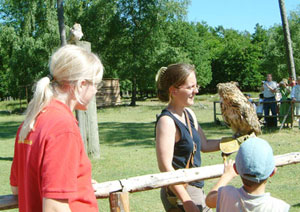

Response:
(0, 95), (299, 211)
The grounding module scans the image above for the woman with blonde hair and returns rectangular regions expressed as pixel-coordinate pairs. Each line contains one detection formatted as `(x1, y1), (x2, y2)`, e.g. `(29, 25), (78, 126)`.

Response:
(10, 45), (103, 212)
(155, 64), (221, 212)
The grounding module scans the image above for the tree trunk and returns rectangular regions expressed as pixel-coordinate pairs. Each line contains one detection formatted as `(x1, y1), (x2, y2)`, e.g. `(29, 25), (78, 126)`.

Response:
(278, 0), (296, 80)
(57, 0), (67, 46)
(130, 77), (137, 106)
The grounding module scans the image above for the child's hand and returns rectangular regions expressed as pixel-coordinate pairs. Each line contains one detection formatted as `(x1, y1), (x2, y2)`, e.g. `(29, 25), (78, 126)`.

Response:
(206, 159), (238, 208)
(223, 159), (238, 180)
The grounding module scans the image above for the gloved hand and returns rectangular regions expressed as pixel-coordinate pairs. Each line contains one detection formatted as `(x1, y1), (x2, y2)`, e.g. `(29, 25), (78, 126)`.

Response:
(220, 133), (256, 160)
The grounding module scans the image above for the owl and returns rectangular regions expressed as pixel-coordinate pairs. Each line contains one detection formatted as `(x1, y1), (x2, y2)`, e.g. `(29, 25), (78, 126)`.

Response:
(217, 82), (261, 137)
(68, 23), (83, 44)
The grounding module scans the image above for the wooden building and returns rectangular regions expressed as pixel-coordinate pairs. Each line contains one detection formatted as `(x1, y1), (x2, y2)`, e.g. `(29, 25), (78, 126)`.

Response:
(96, 78), (121, 107)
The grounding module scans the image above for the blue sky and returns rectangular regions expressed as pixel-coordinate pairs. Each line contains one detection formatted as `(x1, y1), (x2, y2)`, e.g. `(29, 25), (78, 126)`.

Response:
(187, 0), (299, 33)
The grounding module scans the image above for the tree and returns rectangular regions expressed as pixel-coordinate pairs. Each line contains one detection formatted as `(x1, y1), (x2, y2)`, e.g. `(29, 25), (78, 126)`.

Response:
(210, 29), (264, 91)
(1, 0), (299, 100)
(57, 0), (67, 46)
(93, 0), (191, 105)
(278, 0), (296, 80)
(0, 0), (60, 100)
(160, 21), (212, 88)
(0, 25), (18, 99)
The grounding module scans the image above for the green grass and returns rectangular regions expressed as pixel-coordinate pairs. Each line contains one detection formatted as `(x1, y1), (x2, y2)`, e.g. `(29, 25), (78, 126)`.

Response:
(0, 96), (300, 211)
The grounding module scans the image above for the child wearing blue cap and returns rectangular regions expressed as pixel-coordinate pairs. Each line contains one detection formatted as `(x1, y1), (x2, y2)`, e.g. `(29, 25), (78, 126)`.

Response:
(205, 137), (290, 212)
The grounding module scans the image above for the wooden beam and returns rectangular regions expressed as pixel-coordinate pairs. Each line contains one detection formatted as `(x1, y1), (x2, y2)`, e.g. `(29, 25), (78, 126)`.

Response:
(0, 195), (17, 210)
(1, 152), (299, 210)
(94, 152), (300, 198)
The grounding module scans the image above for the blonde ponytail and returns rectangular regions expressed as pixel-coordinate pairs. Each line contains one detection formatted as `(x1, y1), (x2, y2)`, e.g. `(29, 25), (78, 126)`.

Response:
(18, 44), (104, 141)
(19, 76), (54, 141)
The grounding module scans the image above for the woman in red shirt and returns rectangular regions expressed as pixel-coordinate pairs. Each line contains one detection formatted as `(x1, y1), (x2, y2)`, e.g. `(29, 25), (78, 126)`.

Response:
(10, 45), (103, 212)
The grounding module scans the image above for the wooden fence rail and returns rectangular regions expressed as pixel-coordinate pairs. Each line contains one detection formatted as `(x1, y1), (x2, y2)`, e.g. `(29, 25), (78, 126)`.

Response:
(1, 152), (300, 211)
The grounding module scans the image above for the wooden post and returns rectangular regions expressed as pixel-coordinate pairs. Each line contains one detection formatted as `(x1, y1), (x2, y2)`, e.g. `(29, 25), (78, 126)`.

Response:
(75, 41), (100, 159)
(109, 192), (130, 212)
(278, 0), (296, 81)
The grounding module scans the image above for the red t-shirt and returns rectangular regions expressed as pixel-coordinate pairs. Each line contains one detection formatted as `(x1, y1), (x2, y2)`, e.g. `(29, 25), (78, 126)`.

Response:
(10, 99), (98, 212)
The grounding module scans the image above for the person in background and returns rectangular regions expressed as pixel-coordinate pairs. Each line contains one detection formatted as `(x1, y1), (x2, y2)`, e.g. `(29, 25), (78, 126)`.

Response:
(155, 64), (221, 212)
(205, 137), (290, 212)
(256, 93), (264, 121)
(261, 74), (278, 127)
(278, 79), (292, 128)
(10, 45), (103, 212)
(288, 76), (296, 88)
(244, 94), (256, 111)
(291, 76), (300, 128)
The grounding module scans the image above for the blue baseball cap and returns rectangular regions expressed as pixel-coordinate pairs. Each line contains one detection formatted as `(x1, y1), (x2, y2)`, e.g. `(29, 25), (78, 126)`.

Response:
(235, 137), (275, 183)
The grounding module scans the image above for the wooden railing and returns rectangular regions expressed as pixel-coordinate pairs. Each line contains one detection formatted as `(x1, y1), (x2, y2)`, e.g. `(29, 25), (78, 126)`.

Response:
(1, 152), (299, 212)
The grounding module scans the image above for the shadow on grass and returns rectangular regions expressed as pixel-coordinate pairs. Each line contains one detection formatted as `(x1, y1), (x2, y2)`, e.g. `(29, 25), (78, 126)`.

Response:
(0, 108), (26, 115)
(199, 122), (232, 137)
(98, 104), (164, 111)
(0, 157), (13, 161)
(261, 126), (280, 134)
(99, 121), (231, 147)
(11, 108), (26, 114)
(292, 202), (300, 207)
(0, 111), (11, 115)
(99, 122), (156, 147)
(0, 121), (20, 139)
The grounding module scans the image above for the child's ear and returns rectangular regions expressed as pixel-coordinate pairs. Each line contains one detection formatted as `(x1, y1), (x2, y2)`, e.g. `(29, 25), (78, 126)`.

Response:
(233, 163), (239, 175)
(270, 167), (277, 178)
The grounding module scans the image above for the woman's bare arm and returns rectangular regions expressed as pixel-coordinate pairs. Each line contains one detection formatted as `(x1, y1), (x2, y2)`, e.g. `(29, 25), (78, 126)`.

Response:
(198, 126), (220, 152)
(43, 198), (71, 212)
(11, 186), (18, 195)
(186, 108), (220, 153)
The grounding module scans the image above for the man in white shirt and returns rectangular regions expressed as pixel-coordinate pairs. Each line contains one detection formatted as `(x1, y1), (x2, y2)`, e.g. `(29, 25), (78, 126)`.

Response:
(291, 76), (300, 128)
(262, 74), (278, 127)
